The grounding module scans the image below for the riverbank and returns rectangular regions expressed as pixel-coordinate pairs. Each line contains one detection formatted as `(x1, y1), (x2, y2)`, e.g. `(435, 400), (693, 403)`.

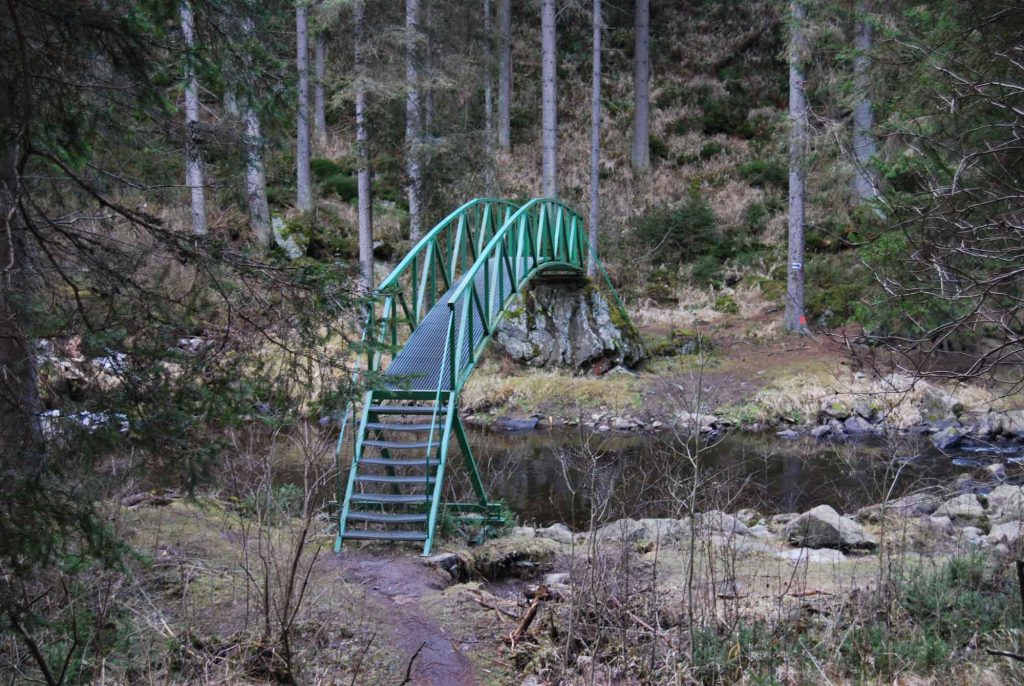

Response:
(466, 310), (1024, 449)
(112, 488), (1024, 684)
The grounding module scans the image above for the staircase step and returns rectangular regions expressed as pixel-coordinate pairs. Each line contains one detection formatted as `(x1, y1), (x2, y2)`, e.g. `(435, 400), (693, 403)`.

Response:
(343, 530), (428, 542)
(351, 492), (431, 504)
(346, 511), (429, 524)
(365, 422), (438, 432)
(363, 439), (439, 450)
(356, 474), (436, 485)
(369, 405), (448, 416)
(359, 456), (440, 468)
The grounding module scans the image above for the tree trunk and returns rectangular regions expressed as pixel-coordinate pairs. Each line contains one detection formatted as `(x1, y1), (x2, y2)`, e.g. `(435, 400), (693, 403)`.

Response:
(180, 0), (207, 236)
(630, 0), (650, 171)
(405, 0), (424, 241)
(497, 0), (512, 151)
(240, 17), (271, 249)
(852, 0), (877, 203)
(785, 1), (808, 333)
(355, 0), (373, 293)
(295, 2), (313, 213)
(314, 34), (327, 148)
(540, 0), (557, 198)
(587, 0), (602, 277)
(483, 0), (495, 194)
(0, 145), (45, 472)
(224, 88), (240, 119)
(244, 103), (271, 249)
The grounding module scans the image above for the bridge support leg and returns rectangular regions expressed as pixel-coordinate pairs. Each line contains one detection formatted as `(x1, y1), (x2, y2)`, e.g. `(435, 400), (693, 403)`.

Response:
(452, 413), (489, 508)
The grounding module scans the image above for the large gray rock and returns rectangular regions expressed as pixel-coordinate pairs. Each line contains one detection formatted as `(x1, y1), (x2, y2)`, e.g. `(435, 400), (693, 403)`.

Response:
(984, 521), (1023, 548)
(495, 281), (645, 372)
(694, 511), (751, 537)
(784, 505), (877, 550)
(537, 523), (575, 544)
(986, 485), (1024, 523)
(930, 425), (963, 450)
(933, 493), (986, 523)
(856, 492), (941, 522)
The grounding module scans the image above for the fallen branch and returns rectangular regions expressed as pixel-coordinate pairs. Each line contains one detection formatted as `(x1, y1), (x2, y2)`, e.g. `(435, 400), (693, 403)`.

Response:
(986, 648), (1024, 662)
(473, 596), (519, 620)
(509, 585), (549, 646)
(398, 641), (426, 685)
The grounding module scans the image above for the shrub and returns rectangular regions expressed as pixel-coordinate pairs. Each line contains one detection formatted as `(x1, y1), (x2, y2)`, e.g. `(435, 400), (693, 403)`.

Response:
(690, 254), (723, 286)
(714, 293), (739, 314)
(699, 142), (725, 159)
(805, 252), (871, 326)
(737, 158), (787, 189)
(742, 201), (769, 235)
(649, 135), (670, 160)
(634, 194), (720, 265)
(320, 173), (358, 201)
(701, 97), (748, 135)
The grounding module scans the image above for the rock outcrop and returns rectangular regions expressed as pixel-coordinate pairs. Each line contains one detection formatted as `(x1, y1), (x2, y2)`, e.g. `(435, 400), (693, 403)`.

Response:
(495, 279), (645, 372)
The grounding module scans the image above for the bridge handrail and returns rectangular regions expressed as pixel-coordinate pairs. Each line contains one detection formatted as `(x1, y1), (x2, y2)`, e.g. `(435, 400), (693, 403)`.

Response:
(445, 198), (585, 307)
(376, 197), (518, 293)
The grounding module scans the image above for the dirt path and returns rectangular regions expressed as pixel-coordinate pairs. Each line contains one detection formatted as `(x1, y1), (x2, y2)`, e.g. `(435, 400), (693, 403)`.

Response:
(326, 553), (480, 686)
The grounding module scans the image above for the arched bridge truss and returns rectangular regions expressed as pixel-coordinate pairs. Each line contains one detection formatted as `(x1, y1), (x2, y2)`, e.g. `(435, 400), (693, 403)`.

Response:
(335, 198), (595, 555)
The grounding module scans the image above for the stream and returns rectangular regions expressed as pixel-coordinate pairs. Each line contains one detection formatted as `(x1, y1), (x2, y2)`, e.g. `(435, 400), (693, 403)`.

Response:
(460, 427), (1024, 527)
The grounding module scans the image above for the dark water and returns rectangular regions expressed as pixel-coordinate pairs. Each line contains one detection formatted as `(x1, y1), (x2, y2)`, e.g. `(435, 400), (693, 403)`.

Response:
(456, 428), (1024, 528)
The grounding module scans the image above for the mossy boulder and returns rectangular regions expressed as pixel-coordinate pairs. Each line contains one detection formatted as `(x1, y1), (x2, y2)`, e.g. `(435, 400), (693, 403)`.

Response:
(494, 278), (646, 372)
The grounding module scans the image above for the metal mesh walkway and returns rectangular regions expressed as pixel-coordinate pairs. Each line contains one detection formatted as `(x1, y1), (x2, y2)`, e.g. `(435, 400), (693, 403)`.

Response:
(384, 257), (533, 390)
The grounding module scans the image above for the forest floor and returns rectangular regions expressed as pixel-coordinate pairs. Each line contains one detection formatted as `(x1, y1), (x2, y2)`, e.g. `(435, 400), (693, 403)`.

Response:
(121, 497), (1024, 685)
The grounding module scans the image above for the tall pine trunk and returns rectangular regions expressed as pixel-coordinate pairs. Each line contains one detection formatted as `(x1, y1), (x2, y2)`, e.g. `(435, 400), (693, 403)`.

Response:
(540, 0), (557, 198)
(0, 146), (45, 472)
(852, 0), (877, 202)
(483, 0), (495, 193)
(630, 0), (650, 171)
(497, 0), (512, 151)
(242, 17), (271, 248)
(314, 34), (327, 148)
(295, 2), (313, 213)
(355, 0), (373, 293)
(587, 0), (602, 276)
(785, 1), (808, 333)
(405, 0), (424, 241)
(180, 0), (207, 235)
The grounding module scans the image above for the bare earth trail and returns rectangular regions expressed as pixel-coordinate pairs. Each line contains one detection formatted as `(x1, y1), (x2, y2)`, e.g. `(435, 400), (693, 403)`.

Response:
(325, 553), (481, 686)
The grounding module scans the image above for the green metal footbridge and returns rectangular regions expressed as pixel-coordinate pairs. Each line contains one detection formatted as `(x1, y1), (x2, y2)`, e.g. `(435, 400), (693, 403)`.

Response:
(334, 197), (613, 555)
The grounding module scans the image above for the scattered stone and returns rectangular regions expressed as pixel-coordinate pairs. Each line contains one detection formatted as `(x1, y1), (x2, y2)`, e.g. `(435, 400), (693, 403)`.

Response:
(497, 416), (540, 431)
(986, 485), (1024, 523)
(1001, 410), (1024, 438)
(734, 508), (762, 527)
(716, 537), (775, 554)
(537, 523), (575, 544)
(784, 505), (878, 550)
(933, 493), (986, 523)
(424, 552), (468, 582)
(768, 513), (799, 532)
(811, 424), (832, 440)
(677, 410), (719, 432)
(958, 526), (985, 545)
(843, 415), (874, 435)
(694, 511), (750, 537)
(747, 524), (774, 539)
(612, 417), (636, 431)
(856, 493), (941, 522)
(854, 398), (883, 423)
(930, 426), (963, 450)
(820, 398), (851, 420)
(984, 521), (1023, 548)
(512, 526), (537, 538)
(597, 424), (610, 432)
(651, 420), (664, 430)
(776, 429), (799, 440)
(985, 462), (1007, 481)
(776, 547), (846, 564)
